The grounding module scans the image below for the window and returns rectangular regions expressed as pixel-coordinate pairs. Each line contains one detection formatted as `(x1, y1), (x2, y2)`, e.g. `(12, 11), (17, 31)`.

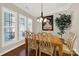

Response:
(19, 14), (26, 40)
(28, 18), (32, 32)
(2, 7), (17, 46)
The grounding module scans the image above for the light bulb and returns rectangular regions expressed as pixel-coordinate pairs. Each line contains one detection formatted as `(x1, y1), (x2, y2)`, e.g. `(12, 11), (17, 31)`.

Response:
(37, 17), (43, 23)
(43, 18), (47, 22)
(37, 19), (40, 22)
(39, 19), (42, 23)
(40, 17), (43, 21)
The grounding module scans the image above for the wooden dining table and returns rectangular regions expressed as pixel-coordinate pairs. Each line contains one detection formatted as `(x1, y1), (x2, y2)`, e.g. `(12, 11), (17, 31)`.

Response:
(26, 33), (63, 56)
(36, 34), (63, 56)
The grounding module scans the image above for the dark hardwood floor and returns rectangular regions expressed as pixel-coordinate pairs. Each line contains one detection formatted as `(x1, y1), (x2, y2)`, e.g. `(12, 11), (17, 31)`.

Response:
(2, 39), (78, 56)
(3, 44), (26, 56)
(2, 44), (78, 56)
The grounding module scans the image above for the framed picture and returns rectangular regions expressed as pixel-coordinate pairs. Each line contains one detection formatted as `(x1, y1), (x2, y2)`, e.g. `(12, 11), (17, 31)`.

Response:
(42, 15), (53, 31)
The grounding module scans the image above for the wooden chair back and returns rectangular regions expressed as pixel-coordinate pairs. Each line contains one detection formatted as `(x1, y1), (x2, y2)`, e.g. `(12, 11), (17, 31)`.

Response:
(66, 32), (77, 49)
(39, 32), (54, 55)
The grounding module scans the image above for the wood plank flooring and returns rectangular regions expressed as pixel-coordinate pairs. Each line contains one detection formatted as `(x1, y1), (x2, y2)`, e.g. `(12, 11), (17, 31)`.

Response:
(2, 44), (78, 56)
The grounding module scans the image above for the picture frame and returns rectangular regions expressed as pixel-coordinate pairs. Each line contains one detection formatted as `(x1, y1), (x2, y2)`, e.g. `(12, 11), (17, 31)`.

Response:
(42, 15), (53, 31)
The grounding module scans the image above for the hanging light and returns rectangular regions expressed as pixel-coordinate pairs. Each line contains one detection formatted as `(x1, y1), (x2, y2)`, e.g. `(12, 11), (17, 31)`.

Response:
(43, 18), (47, 22)
(37, 3), (47, 23)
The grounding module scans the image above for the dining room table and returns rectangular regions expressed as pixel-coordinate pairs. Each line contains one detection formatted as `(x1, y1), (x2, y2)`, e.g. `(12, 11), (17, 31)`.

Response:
(26, 33), (64, 56)
(36, 34), (63, 56)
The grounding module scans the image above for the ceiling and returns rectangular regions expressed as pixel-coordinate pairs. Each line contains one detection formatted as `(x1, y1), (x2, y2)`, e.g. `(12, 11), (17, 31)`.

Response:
(14, 3), (72, 18)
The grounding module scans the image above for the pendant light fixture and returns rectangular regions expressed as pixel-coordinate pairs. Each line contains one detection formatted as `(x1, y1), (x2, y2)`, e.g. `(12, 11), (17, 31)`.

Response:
(37, 3), (47, 23)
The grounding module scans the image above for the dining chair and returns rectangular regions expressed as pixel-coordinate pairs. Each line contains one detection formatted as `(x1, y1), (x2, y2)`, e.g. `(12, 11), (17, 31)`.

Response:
(47, 33), (53, 37)
(41, 32), (47, 36)
(28, 33), (38, 56)
(25, 31), (30, 54)
(39, 33), (55, 56)
(56, 32), (77, 56)
(63, 32), (77, 56)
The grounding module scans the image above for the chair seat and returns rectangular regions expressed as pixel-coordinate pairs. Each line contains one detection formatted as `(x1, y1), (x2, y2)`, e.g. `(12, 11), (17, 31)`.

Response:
(40, 47), (54, 55)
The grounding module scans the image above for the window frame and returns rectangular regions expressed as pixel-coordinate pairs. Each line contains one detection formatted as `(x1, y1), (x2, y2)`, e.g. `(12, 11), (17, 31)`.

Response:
(19, 14), (26, 40)
(2, 7), (17, 47)
(28, 18), (33, 32)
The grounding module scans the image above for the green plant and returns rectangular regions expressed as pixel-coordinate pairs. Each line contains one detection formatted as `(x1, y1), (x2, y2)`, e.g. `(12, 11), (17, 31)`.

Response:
(55, 14), (71, 38)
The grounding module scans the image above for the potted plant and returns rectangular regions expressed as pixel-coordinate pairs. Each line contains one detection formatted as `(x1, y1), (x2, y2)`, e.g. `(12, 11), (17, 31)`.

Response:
(55, 14), (71, 41)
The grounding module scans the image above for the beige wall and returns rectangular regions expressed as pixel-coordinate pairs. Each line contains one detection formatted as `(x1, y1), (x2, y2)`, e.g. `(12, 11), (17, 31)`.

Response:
(0, 3), (35, 55)
(69, 3), (79, 55)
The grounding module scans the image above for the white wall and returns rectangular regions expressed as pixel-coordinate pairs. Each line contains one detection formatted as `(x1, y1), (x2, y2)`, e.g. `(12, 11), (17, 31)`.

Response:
(69, 3), (79, 55)
(33, 4), (79, 55)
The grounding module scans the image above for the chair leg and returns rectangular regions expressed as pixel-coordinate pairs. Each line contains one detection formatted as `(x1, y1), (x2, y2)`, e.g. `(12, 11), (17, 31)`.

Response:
(54, 50), (56, 56)
(51, 53), (52, 56)
(71, 51), (73, 56)
(36, 50), (37, 56)
(39, 50), (41, 56)
(53, 46), (56, 56)
(28, 48), (29, 56)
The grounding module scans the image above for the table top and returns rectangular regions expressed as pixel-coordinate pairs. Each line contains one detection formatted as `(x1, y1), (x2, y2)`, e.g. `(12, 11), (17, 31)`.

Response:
(51, 36), (63, 45)
(32, 34), (63, 46)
